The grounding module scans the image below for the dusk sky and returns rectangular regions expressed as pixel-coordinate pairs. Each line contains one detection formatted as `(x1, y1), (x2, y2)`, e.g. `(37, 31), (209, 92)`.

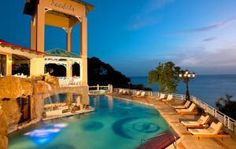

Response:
(0, 0), (236, 76)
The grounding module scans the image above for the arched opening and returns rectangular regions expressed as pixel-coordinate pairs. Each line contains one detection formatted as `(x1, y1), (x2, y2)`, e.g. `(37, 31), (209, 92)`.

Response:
(72, 62), (80, 76)
(12, 54), (30, 76)
(45, 64), (66, 77)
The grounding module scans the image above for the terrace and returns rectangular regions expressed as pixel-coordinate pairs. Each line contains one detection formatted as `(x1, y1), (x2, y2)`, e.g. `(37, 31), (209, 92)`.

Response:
(111, 88), (236, 148)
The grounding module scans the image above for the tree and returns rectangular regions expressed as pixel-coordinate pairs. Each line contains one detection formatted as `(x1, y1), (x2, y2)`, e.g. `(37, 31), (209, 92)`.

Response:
(215, 94), (236, 120)
(148, 61), (181, 93)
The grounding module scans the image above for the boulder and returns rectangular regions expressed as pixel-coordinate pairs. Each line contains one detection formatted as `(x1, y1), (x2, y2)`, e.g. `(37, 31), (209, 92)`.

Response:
(44, 75), (59, 89)
(0, 106), (8, 149)
(33, 81), (51, 94)
(0, 76), (32, 99)
(0, 135), (7, 149)
(0, 106), (7, 136)
(0, 99), (21, 132)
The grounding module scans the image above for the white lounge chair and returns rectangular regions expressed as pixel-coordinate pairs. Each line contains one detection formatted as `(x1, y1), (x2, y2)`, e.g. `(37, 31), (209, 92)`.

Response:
(137, 91), (146, 97)
(158, 93), (166, 100)
(188, 122), (228, 139)
(132, 91), (141, 97)
(166, 94), (174, 101)
(176, 103), (197, 115)
(181, 115), (210, 128)
(173, 100), (191, 109)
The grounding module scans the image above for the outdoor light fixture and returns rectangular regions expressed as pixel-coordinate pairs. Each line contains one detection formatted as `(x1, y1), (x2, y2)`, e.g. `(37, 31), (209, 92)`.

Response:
(179, 70), (196, 100)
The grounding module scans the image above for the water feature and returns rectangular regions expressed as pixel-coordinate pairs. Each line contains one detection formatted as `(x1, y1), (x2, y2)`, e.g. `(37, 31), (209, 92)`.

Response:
(9, 95), (169, 149)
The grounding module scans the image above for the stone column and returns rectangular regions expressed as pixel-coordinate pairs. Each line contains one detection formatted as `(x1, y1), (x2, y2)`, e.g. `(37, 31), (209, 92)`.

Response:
(30, 57), (45, 76)
(36, 5), (45, 53)
(66, 61), (72, 78)
(80, 17), (88, 87)
(6, 54), (12, 76)
(30, 17), (37, 50)
(66, 27), (72, 53)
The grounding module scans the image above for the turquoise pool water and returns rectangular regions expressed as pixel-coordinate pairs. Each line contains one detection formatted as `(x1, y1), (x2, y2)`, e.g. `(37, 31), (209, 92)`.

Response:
(9, 96), (169, 149)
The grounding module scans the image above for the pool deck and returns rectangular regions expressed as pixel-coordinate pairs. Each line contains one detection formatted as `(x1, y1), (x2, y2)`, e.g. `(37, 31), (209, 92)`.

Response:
(110, 94), (236, 149)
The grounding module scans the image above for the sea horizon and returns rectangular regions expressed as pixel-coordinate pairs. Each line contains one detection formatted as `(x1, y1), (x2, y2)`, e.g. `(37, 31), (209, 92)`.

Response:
(130, 74), (236, 107)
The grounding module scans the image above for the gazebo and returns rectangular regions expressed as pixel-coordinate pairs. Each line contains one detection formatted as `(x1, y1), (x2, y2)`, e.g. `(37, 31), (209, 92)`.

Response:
(23, 0), (94, 87)
(45, 48), (82, 87)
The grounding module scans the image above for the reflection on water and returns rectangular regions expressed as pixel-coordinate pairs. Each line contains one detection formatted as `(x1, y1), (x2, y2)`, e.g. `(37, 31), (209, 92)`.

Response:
(24, 123), (68, 144)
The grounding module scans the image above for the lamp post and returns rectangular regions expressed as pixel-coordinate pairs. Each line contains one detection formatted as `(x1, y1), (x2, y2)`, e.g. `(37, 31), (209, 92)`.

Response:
(179, 71), (196, 100)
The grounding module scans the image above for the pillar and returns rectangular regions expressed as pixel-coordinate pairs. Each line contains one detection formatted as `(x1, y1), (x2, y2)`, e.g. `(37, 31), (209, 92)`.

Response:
(66, 27), (72, 52)
(80, 17), (88, 86)
(36, 5), (45, 53)
(30, 58), (44, 76)
(6, 54), (12, 76)
(66, 61), (72, 78)
(30, 17), (37, 50)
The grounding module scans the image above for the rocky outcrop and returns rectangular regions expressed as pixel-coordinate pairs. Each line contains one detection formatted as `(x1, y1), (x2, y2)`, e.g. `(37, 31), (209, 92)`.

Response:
(44, 75), (59, 89)
(0, 106), (8, 149)
(30, 95), (44, 121)
(0, 98), (21, 132)
(33, 81), (51, 94)
(0, 76), (32, 99)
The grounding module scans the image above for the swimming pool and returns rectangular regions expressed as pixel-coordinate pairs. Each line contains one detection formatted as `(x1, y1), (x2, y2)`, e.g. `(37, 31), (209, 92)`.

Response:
(9, 95), (169, 149)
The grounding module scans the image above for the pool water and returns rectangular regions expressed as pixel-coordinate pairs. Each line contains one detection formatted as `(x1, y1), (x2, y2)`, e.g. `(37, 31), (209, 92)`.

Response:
(9, 96), (169, 149)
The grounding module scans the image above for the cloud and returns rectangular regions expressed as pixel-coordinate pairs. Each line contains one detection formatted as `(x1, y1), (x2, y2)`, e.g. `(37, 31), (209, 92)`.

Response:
(173, 17), (236, 34)
(202, 37), (216, 42)
(128, 0), (174, 30)
(176, 46), (236, 70)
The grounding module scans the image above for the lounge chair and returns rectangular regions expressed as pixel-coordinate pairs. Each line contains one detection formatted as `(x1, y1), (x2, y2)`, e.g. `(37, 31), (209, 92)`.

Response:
(181, 115), (210, 128)
(118, 89), (123, 94)
(122, 89), (129, 95)
(158, 93), (166, 100)
(176, 103), (198, 115)
(132, 91), (141, 97)
(166, 94), (174, 101)
(172, 100), (191, 109)
(188, 122), (229, 139)
(162, 94), (174, 104)
(137, 91), (146, 98)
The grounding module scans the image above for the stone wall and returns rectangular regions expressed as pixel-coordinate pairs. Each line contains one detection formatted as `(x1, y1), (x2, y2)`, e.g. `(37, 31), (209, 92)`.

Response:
(0, 75), (60, 149)
(0, 106), (8, 149)
(0, 75), (88, 149)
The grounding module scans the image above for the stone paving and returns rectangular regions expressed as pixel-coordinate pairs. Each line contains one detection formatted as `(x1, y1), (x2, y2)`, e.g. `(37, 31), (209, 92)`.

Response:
(112, 94), (236, 149)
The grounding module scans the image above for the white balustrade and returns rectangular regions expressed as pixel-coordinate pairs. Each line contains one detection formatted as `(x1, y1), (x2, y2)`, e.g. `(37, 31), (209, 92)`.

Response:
(57, 77), (81, 87)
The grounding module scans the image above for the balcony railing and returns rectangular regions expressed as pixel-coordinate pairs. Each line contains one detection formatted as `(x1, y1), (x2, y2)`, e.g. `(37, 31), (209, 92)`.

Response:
(57, 77), (81, 87)
(89, 84), (112, 95)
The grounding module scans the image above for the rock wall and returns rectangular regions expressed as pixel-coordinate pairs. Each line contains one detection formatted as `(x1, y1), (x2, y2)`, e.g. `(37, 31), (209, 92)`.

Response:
(0, 106), (8, 149)
(0, 75), (60, 149)
(0, 76), (32, 99)
(0, 98), (21, 133)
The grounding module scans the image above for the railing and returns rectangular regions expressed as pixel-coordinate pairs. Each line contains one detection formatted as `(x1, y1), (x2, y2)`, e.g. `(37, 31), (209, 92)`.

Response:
(89, 84), (112, 95)
(113, 88), (236, 132)
(191, 96), (236, 131)
(57, 77), (81, 87)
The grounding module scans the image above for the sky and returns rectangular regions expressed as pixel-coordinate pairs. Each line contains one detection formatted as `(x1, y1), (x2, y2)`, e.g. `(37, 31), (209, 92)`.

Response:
(0, 0), (236, 76)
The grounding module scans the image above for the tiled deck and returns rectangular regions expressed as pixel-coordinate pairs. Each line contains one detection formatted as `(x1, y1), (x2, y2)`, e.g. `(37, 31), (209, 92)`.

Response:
(111, 94), (236, 149)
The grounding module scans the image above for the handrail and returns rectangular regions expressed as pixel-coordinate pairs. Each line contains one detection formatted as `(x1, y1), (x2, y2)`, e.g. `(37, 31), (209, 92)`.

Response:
(88, 84), (112, 95)
(114, 88), (236, 132)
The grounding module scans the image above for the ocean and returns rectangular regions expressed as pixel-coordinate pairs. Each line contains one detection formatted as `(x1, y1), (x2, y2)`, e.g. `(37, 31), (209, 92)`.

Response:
(130, 74), (236, 107)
